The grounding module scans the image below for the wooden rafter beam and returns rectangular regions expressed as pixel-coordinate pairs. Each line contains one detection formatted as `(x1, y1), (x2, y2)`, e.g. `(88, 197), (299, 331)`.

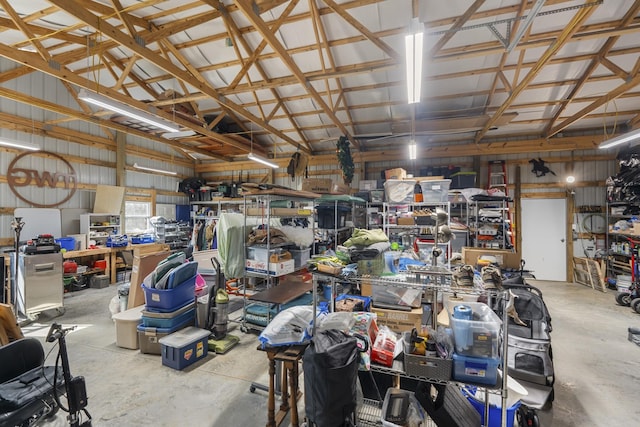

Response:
(484, 0), (527, 114)
(205, 0), (310, 151)
(321, 0), (399, 61)
(549, 69), (640, 137)
(48, 0), (307, 154)
(475, 3), (599, 143)
(430, 0), (485, 57)
(308, 0), (357, 148)
(543, 0), (640, 137)
(109, 0), (138, 38)
(234, 0), (354, 147)
(0, 87), (222, 161)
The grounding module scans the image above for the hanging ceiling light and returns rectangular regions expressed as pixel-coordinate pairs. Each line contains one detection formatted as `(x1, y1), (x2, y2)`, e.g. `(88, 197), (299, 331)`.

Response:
(133, 163), (178, 176)
(408, 140), (417, 160)
(405, 18), (424, 104)
(248, 152), (279, 169)
(0, 138), (40, 151)
(78, 89), (180, 133)
(599, 128), (640, 149)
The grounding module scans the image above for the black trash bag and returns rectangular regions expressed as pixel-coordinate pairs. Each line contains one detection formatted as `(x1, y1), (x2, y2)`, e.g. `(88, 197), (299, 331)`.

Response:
(303, 330), (359, 427)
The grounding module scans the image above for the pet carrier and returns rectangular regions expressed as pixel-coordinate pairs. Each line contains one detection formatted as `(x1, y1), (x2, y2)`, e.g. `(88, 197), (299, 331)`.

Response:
(494, 282), (555, 409)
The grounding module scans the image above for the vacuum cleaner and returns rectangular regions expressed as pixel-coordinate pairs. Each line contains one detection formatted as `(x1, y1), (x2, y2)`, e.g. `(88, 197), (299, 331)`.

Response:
(204, 257), (239, 354)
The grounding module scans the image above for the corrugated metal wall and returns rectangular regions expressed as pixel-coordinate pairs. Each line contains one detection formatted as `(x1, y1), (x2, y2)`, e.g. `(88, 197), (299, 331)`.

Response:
(0, 70), (192, 242)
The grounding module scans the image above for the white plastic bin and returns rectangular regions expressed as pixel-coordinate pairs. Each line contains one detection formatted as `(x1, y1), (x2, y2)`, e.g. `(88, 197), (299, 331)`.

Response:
(449, 301), (502, 358)
(112, 305), (144, 350)
(420, 179), (451, 203)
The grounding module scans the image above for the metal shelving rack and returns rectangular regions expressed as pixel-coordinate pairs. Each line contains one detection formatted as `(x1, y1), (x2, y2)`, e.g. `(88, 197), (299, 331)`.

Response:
(241, 192), (316, 332)
(315, 197), (366, 251)
(471, 199), (513, 250)
(382, 201), (452, 269)
(190, 198), (244, 221)
(605, 200), (638, 279)
(311, 270), (511, 427)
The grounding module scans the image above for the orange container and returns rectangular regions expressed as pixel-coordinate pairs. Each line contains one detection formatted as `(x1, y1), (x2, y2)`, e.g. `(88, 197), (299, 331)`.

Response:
(94, 260), (107, 270)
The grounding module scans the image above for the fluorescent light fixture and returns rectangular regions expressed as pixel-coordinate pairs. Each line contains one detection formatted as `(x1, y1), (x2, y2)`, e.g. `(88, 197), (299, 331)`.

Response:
(405, 18), (424, 104)
(0, 138), (40, 151)
(599, 128), (640, 149)
(408, 141), (417, 160)
(78, 89), (180, 133)
(248, 152), (279, 169)
(133, 162), (178, 176)
(566, 175), (576, 184)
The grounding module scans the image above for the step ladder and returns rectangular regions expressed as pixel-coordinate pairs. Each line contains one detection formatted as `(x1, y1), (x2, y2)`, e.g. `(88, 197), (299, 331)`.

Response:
(486, 160), (514, 250)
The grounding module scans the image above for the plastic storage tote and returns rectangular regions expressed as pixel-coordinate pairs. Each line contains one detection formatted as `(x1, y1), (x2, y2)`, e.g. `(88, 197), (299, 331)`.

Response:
(452, 353), (500, 386)
(112, 305), (144, 350)
(142, 275), (196, 312)
(449, 301), (501, 358)
(384, 179), (416, 204)
(420, 179), (451, 203)
(159, 326), (211, 370)
(141, 302), (196, 328)
(137, 316), (194, 355)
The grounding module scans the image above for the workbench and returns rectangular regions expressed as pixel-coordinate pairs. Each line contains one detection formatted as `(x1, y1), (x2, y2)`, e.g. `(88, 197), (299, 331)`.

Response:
(62, 243), (169, 284)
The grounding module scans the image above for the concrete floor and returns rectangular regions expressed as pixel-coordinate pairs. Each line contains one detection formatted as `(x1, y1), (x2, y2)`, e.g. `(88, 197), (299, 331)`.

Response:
(18, 279), (640, 426)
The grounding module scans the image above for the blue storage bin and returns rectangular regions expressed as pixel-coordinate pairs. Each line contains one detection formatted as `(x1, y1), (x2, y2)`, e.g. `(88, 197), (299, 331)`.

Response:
(55, 237), (76, 251)
(159, 327), (211, 370)
(142, 275), (196, 312)
(452, 353), (500, 386)
(132, 234), (155, 244)
(141, 302), (196, 328)
(464, 387), (520, 427)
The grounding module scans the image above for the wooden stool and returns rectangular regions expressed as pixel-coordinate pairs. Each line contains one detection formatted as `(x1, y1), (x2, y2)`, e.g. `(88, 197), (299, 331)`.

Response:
(262, 344), (306, 427)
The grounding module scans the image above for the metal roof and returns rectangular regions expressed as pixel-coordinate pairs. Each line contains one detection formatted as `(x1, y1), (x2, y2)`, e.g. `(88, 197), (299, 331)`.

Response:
(0, 0), (638, 163)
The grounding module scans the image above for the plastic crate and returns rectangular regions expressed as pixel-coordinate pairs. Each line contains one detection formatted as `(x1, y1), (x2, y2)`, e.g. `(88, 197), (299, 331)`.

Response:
(450, 172), (477, 189)
(290, 248), (311, 269)
(137, 317), (194, 355)
(316, 205), (350, 229)
(112, 305), (144, 350)
(420, 179), (451, 203)
(141, 302), (196, 328)
(131, 235), (155, 244)
(384, 179), (416, 203)
(402, 332), (452, 381)
(159, 327), (211, 370)
(452, 353), (500, 386)
(449, 301), (502, 358)
(142, 275), (196, 312)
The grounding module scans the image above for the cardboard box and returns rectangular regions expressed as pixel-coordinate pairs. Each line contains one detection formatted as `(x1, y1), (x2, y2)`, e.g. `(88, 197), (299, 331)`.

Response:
(372, 306), (423, 334)
(246, 258), (295, 276)
(360, 278), (372, 296)
(397, 217), (415, 226)
(384, 168), (407, 180)
(462, 247), (520, 269)
(331, 183), (351, 195)
(302, 178), (333, 193)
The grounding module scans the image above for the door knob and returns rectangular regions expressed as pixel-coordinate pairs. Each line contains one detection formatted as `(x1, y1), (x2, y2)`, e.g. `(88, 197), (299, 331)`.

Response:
(560, 238), (565, 243)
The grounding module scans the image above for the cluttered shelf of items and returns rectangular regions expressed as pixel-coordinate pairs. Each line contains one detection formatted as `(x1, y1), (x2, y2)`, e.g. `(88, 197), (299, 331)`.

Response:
(235, 170), (551, 426)
(2, 168), (544, 426)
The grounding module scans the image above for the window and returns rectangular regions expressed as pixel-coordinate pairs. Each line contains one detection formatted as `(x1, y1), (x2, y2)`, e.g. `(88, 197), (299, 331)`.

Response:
(125, 201), (151, 234)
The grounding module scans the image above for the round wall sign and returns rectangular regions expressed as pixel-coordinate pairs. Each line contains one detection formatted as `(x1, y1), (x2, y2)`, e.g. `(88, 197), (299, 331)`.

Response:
(7, 150), (78, 208)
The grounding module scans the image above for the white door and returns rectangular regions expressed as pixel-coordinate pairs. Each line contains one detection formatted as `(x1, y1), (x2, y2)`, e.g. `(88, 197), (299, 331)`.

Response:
(521, 198), (567, 281)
